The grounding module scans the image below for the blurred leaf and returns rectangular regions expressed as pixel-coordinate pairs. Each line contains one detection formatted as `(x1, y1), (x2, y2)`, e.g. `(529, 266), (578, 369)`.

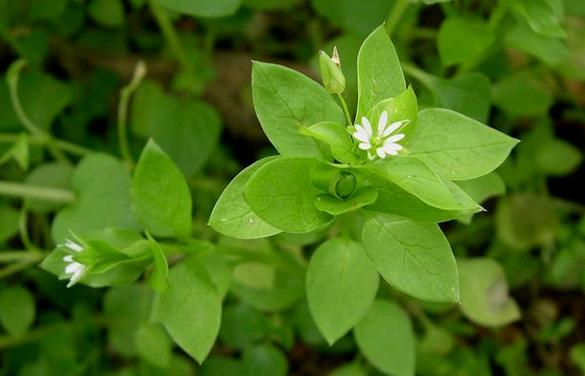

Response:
(570, 343), (585, 373)
(0, 133), (28, 170)
(505, 22), (570, 65)
(496, 193), (559, 250)
(536, 138), (582, 176)
(458, 258), (520, 327)
(438, 17), (495, 66)
(0, 286), (35, 338)
(88, 0), (125, 27)
(150, 0), (241, 17)
(25, 162), (73, 213)
(135, 323), (172, 368)
(354, 300), (415, 376)
(311, 0), (394, 36)
(219, 304), (270, 349)
(0, 205), (19, 242)
(131, 80), (221, 176)
(52, 154), (141, 243)
(200, 356), (243, 376)
(242, 344), (288, 376)
(243, 0), (302, 10)
(104, 284), (153, 356)
(492, 71), (553, 116)
(429, 73), (491, 123)
(508, 0), (566, 38)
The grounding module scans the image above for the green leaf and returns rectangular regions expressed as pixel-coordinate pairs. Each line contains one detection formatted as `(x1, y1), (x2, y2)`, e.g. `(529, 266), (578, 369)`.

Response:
(458, 258), (520, 327)
(509, 0), (566, 38)
(301, 122), (360, 164)
(492, 71), (554, 116)
(504, 22), (569, 65)
(131, 80), (221, 176)
(52, 154), (141, 243)
(150, 0), (240, 17)
(0, 286), (35, 338)
(356, 26), (406, 120)
(361, 157), (469, 210)
(135, 323), (172, 368)
(252, 61), (344, 159)
(153, 256), (222, 363)
(354, 300), (415, 376)
(315, 187), (378, 216)
(306, 238), (379, 344)
(409, 108), (519, 180)
(145, 232), (169, 292)
(536, 139), (582, 176)
(437, 17), (495, 66)
(362, 213), (459, 302)
(242, 344), (289, 376)
(244, 157), (333, 233)
(570, 343), (585, 374)
(209, 157), (281, 239)
(88, 0), (125, 27)
(131, 140), (192, 238)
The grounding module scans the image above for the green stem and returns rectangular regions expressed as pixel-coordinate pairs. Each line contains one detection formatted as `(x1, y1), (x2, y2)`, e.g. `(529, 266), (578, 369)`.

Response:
(0, 133), (93, 156)
(0, 251), (46, 263)
(0, 181), (75, 203)
(149, 1), (191, 74)
(385, 0), (410, 37)
(402, 62), (436, 89)
(19, 204), (37, 251)
(336, 93), (353, 126)
(117, 61), (147, 167)
(6, 60), (70, 164)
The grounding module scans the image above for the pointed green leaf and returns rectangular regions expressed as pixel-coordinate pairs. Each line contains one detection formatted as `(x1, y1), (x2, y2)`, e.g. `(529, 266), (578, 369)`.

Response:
(153, 256), (222, 363)
(252, 61), (345, 159)
(362, 213), (459, 302)
(209, 157), (281, 239)
(307, 238), (379, 344)
(356, 26), (406, 120)
(131, 140), (192, 238)
(409, 108), (519, 180)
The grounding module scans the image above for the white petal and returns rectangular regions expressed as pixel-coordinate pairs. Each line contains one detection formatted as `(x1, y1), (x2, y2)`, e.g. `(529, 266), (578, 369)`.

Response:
(67, 268), (85, 288)
(361, 117), (373, 137)
(65, 239), (83, 253)
(377, 111), (388, 137)
(382, 119), (410, 137)
(386, 133), (405, 143)
(382, 142), (403, 154)
(353, 126), (370, 143)
(65, 262), (82, 274)
(358, 142), (372, 150)
(376, 147), (387, 159)
(63, 255), (74, 263)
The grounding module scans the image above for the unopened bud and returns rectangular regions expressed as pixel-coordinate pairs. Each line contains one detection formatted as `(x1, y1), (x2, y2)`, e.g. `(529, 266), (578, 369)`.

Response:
(319, 47), (345, 94)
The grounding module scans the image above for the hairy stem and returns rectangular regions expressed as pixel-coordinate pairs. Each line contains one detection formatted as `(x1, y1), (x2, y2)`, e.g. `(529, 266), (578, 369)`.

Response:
(6, 60), (70, 164)
(117, 61), (147, 167)
(385, 0), (410, 37)
(336, 94), (353, 126)
(0, 181), (75, 203)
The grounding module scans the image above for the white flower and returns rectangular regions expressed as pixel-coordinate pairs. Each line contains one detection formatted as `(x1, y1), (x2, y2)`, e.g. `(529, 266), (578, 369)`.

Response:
(61, 239), (87, 288)
(352, 110), (409, 160)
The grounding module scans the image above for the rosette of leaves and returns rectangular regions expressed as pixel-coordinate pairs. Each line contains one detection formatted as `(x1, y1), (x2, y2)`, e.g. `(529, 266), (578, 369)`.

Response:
(210, 25), (518, 351)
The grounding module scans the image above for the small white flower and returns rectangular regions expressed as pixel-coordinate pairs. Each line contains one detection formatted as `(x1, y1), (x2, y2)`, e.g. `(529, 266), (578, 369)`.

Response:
(352, 110), (409, 160)
(61, 239), (87, 288)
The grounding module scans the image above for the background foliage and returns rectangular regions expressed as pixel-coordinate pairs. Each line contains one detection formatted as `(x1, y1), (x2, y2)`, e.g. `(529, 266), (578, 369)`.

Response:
(0, 0), (584, 375)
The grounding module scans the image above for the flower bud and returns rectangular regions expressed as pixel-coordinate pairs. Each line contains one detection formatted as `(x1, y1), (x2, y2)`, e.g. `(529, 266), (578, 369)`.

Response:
(319, 47), (346, 94)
